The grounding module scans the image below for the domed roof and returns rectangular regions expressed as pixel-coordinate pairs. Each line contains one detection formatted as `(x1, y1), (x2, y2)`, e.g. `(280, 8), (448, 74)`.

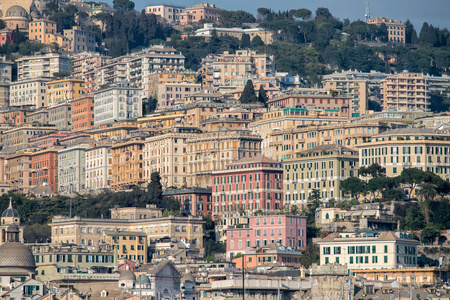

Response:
(7, 223), (19, 232)
(2, 199), (20, 218)
(5, 5), (28, 18)
(0, 242), (36, 275)
(137, 274), (150, 284)
(181, 273), (195, 283)
(119, 270), (136, 281)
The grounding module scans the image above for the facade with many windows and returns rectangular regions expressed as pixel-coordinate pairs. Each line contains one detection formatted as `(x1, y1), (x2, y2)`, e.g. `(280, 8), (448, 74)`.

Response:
(317, 231), (419, 271)
(283, 144), (359, 208)
(211, 155), (283, 216)
(226, 215), (306, 260)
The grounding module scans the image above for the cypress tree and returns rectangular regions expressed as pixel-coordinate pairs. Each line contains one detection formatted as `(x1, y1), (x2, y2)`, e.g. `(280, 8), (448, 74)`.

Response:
(239, 80), (258, 103)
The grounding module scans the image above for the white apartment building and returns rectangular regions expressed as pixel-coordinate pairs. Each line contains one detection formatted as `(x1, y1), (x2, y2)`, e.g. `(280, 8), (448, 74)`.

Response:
(0, 57), (12, 108)
(85, 143), (112, 191)
(145, 4), (185, 23)
(58, 139), (94, 193)
(16, 53), (70, 80)
(317, 231), (419, 272)
(93, 83), (142, 125)
(63, 26), (96, 53)
(9, 77), (53, 108)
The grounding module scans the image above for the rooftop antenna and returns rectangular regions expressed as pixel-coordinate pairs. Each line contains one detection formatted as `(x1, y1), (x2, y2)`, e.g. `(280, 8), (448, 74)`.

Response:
(364, 0), (371, 21)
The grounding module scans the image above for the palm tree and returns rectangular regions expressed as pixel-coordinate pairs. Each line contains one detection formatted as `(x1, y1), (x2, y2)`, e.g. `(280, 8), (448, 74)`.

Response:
(417, 183), (437, 224)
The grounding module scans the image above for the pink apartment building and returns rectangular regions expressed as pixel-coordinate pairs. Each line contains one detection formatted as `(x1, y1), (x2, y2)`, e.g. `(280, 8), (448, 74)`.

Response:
(226, 215), (307, 259)
(212, 156), (283, 217)
(179, 3), (223, 25)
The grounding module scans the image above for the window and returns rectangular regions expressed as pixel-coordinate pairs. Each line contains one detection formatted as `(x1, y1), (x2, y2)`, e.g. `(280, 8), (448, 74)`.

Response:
(384, 256), (388, 263)
(384, 245), (388, 253)
(325, 257), (329, 264)
(349, 257), (353, 264)
(323, 247), (331, 255)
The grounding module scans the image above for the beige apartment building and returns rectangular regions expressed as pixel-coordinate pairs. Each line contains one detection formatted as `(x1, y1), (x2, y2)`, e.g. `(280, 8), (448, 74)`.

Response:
(0, 58), (13, 109)
(323, 79), (368, 117)
(380, 73), (429, 111)
(147, 71), (196, 99)
(318, 231), (419, 271)
(1, 124), (55, 151)
(9, 77), (53, 108)
(111, 137), (145, 191)
(25, 108), (48, 125)
(270, 121), (390, 162)
(283, 144), (359, 208)
(50, 206), (205, 247)
(145, 4), (185, 23)
(48, 102), (71, 130)
(187, 129), (262, 188)
(249, 108), (348, 157)
(367, 17), (405, 44)
(72, 52), (111, 93)
(201, 50), (275, 89)
(85, 142), (112, 191)
(63, 26), (96, 53)
(195, 23), (279, 45)
(358, 128), (450, 181)
(144, 127), (200, 188)
(5, 150), (33, 193)
(16, 53), (70, 81)
(157, 82), (201, 110)
(46, 78), (85, 106)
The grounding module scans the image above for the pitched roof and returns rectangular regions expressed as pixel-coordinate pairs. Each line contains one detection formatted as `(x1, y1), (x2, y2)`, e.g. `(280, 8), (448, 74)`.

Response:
(230, 155), (279, 165)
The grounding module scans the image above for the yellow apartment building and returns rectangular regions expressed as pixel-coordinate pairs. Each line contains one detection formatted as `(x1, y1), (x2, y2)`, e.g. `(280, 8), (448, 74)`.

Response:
(367, 17), (405, 44)
(318, 231), (419, 272)
(47, 78), (85, 106)
(50, 207), (205, 248)
(148, 72), (197, 98)
(352, 267), (439, 285)
(111, 137), (145, 190)
(358, 127), (450, 181)
(137, 111), (186, 130)
(89, 122), (138, 141)
(269, 121), (390, 162)
(381, 73), (429, 111)
(28, 19), (56, 44)
(323, 79), (368, 117)
(101, 230), (148, 264)
(249, 108), (348, 157)
(283, 144), (359, 207)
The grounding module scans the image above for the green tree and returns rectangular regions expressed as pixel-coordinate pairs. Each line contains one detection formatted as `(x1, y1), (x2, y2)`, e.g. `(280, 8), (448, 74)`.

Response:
(251, 35), (264, 47)
(292, 9), (312, 21)
(420, 225), (439, 245)
(340, 177), (366, 202)
(240, 33), (250, 48)
(113, 0), (135, 12)
(239, 80), (258, 103)
(417, 183), (437, 224)
(300, 243), (320, 268)
(257, 85), (267, 104)
(23, 224), (51, 243)
(147, 172), (163, 203)
(403, 205), (425, 230)
(399, 168), (426, 198)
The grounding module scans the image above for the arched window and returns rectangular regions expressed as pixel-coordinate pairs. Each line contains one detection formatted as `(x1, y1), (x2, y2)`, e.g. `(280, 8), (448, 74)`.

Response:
(325, 213), (329, 220)
(81, 239), (85, 246)
(88, 239), (93, 246)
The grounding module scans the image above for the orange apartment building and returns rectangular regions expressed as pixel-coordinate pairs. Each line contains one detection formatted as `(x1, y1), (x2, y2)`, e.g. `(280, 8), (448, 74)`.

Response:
(70, 95), (94, 132)
(5, 151), (33, 193)
(179, 3), (223, 25)
(28, 19), (57, 43)
(367, 17), (405, 44)
(30, 148), (59, 193)
(380, 73), (429, 111)
(111, 138), (145, 191)
(47, 78), (85, 106)
(0, 109), (26, 126)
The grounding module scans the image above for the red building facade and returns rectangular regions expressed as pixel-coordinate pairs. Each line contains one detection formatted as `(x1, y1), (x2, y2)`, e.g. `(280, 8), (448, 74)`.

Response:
(212, 156), (283, 216)
(31, 148), (60, 193)
(162, 188), (212, 217)
(70, 95), (94, 132)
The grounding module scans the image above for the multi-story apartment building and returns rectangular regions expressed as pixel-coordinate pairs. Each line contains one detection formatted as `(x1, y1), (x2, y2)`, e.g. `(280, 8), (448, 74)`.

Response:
(29, 132), (69, 149)
(58, 138), (95, 193)
(267, 93), (353, 118)
(144, 127), (199, 188)
(0, 57), (13, 109)
(5, 150), (33, 193)
(367, 17), (405, 44)
(380, 73), (429, 111)
(16, 53), (70, 80)
(102, 230), (148, 264)
(145, 4), (185, 23)
(186, 129), (262, 188)
(50, 206), (204, 247)
(72, 52), (111, 93)
(179, 3), (223, 25)
(1, 124), (56, 151)
(0, 109), (27, 126)
(94, 83), (142, 125)
(111, 138), (145, 191)
(63, 26), (96, 53)
(201, 50), (275, 89)
(211, 156), (283, 216)
(323, 78), (368, 117)
(317, 231), (419, 271)
(48, 102), (71, 130)
(70, 95), (94, 132)
(28, 19), (57, 44)
(9, 77), (53, 108)
(46, 78), (85, 106)
(249, 108), (348, 157)
(157, 82), (201, 110)
(85, 142), (112, 191)
(226, 215), (306, 259)
(195, 23), (279, 45)
(269, 121), (390, 161)
(30, 148), (59, 193)
(25, 108), (49, 125)
(283, 144), (359, 208)
(94, 57), (130, 89)
(162, 188), (212, 217)
(147, 71), (197, 99)
(358, 128), (450, 181)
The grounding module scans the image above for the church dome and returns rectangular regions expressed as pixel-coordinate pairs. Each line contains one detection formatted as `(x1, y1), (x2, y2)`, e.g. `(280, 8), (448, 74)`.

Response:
(2, 201), (19, 218)
(5, 6), (28, 18)
(0, 223), (35, 276)
(119, 270), (136, 281)
(181, 273), (195, 283)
